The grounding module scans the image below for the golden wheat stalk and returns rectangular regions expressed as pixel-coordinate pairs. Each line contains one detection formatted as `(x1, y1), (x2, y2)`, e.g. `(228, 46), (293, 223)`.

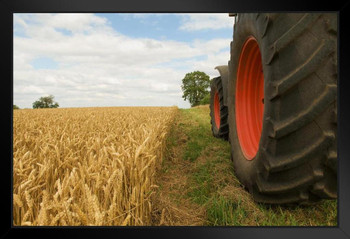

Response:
(13, 106), (177, 226)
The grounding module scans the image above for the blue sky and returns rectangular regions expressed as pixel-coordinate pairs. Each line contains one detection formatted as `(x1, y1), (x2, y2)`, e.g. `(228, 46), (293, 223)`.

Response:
(13, 13), (234, 108)
(95, 14), (232, 42)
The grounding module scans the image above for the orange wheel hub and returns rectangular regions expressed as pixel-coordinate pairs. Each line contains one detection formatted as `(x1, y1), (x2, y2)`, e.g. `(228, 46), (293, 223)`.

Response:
(235, 37), (264, 160)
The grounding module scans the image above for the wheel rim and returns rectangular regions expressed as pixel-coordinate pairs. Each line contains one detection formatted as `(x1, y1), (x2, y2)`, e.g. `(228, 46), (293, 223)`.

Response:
(235, 36), (264, 160)
(214, 91), (221, 129)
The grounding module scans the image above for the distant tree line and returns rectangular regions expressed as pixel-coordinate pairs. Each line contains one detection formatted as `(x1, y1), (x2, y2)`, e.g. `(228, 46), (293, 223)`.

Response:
(13, 95), (60, 110)
(32, 95), (59, 109)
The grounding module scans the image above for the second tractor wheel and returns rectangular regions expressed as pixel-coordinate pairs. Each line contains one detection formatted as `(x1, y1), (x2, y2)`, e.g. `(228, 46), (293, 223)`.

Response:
(210, 76), (229, 140)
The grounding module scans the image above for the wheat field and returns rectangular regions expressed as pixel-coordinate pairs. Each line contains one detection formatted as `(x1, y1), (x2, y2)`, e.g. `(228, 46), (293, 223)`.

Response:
(13, 106), (178, 226)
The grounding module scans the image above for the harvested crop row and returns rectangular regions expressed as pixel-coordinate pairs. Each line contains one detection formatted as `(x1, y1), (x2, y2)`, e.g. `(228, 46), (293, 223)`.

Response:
(13, 106), (178, 226)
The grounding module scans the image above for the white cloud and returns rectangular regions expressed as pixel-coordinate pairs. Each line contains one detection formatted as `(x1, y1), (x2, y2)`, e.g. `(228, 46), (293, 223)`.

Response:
(179, 13), (233, 31)
(13, 13), (232, 109)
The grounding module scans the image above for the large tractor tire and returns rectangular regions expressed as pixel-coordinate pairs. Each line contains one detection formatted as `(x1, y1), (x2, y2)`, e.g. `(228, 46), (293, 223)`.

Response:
(210, 76), (229, 140)
(227, 13), (337, 204)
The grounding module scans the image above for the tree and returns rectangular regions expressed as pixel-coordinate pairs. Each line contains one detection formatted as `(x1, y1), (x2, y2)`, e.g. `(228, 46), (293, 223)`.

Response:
(181, 71), (211, 107)
(13, 105), (20, 110)
(33, 95), (59, 109)
(199, 92), (210, 105)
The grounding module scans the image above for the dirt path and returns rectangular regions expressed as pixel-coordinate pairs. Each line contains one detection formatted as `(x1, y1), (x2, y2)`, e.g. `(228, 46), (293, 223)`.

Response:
(151, 109), (207, 225)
